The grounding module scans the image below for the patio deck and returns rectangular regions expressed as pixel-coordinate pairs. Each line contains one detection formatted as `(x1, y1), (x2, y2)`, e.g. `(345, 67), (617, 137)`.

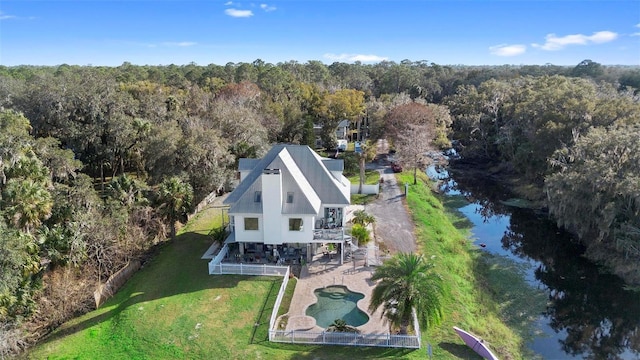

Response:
(284, 261), (388, 334)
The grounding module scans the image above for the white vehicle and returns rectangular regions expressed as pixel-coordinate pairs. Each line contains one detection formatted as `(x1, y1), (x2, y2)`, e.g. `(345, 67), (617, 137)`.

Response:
(336, 139), (348, 151)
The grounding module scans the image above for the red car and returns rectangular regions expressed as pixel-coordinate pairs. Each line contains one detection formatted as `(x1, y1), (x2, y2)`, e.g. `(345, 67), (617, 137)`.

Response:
(391, 162), (403, 173)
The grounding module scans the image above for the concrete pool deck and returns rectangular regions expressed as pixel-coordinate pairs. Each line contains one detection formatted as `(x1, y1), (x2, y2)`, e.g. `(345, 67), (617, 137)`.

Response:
(284, 261), (389, 334)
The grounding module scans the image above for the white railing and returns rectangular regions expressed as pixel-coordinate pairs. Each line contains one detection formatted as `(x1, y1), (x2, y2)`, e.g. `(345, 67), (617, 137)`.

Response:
(207, 243), (421, 349)
(207, 244), (229, 274)
(268, 330), (420, 348)
(209, 262), (289, 276)
(268, 266), (291, 335)
(313, 228), (350, 241)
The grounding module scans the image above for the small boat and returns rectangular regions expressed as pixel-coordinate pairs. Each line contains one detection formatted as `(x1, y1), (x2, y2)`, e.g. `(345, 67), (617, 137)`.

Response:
(453, 326), (499, 360)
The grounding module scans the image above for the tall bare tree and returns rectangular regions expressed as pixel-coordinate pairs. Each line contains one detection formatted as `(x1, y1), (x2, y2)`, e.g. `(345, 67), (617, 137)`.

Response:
(384, 102), (451, 184)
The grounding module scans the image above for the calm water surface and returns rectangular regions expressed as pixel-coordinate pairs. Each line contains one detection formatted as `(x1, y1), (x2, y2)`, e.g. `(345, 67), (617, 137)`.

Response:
(428, 164), (640, 360)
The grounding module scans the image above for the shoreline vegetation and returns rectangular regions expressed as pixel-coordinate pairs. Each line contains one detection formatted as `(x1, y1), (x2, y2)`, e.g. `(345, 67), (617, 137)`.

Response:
(28, 168), (544, 359)
(397, 171), (545, 359)
(449, 160), (640, 287)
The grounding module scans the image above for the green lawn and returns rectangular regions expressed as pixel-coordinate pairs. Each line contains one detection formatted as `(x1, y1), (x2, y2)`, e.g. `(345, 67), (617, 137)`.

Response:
(30, 207), (289, 359)
(348, 170), (380, 205)
(28, 207), (415, 359)
(30, 174), (542, 359)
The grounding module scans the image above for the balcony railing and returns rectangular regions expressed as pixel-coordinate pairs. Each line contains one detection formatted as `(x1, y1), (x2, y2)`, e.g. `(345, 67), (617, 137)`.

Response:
(313, 228), (350, 242)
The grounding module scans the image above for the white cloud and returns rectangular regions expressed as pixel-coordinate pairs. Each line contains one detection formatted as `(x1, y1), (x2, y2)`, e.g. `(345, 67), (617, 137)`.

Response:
(162, 42), (197, 47)
(224, 1), (233, 5)
(260, 4), (277, 12)
(0, 11), (35, 21)
(323, 53), (388, 63)
(0, 11), (16, 20)
(0, 11), (17, 20)
(489, 44), (526, 56)
(532, 31), (618, 51)
(636, 23), (640, 28)
(225, 8), (253, 17)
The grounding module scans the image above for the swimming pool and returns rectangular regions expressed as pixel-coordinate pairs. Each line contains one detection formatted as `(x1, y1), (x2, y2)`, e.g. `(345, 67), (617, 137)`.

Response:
(305, 285), (369, 328)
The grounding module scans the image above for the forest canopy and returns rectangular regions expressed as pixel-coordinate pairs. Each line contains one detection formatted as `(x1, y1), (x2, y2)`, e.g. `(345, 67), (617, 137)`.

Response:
(0, 59), (638, 354)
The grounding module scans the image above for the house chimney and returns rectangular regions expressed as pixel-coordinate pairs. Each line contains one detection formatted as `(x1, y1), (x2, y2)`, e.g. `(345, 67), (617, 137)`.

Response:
(261, 168), (282, 244)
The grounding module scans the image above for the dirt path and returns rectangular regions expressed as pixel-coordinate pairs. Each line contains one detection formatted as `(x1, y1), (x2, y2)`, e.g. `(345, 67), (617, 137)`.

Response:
(365, 139), (417, 254)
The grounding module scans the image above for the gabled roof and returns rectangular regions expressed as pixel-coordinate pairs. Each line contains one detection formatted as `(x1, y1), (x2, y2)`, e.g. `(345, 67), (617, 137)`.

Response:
(322, 159), (344, 172)
(224, 144), (349, 214)
(337, 119), (350, 128)
(269, 149), (320, 215)
(238, 158), (260, 171)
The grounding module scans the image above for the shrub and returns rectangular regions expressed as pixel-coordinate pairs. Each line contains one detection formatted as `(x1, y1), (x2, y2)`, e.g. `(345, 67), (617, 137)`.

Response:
(350, 224), (370, 245)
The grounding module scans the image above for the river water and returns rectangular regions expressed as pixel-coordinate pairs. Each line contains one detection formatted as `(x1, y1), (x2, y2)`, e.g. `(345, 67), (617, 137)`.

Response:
(427, 163), (640, 360)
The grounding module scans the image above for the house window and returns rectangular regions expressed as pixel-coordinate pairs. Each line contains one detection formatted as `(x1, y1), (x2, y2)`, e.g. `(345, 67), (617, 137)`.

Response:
(254, 191), (261, 203)
(244, 217), (259, 231)
(286, 192), (294, 203)
(289, 218), (303, 231)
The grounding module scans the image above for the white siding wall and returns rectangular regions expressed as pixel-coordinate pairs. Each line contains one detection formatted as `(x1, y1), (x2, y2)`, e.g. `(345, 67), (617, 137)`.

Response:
(235, 214), (265, 243)
(280, 215), (315, 244)
(262, 170), (283, 245)
(239, 170), (251, 182)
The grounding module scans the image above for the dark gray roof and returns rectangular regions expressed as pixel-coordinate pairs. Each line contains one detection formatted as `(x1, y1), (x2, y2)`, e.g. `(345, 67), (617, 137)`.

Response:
(322, 159), (344, 172)
(337, 119), (350, 128)
(224, 144), (349, 214)
(238, 158), (260, 171)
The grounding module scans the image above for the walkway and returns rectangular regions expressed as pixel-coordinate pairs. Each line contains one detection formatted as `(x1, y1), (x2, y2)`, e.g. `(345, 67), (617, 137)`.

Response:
(365, 139), (417, 254)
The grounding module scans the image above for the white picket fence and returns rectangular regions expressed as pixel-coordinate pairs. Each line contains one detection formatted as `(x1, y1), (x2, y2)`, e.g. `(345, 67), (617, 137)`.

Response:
(268, 330), (420, 348)
(207, 243), (421, 349)
(269, 266), (291, 333)
(210, 262), (290, 276)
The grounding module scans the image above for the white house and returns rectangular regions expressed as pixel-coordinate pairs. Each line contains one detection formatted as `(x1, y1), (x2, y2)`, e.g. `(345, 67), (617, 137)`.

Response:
(336, 119), (350, 140)
(223, 144), (352, 263)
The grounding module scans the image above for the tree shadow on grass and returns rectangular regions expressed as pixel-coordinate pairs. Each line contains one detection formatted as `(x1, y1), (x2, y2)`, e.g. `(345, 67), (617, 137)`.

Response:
(439, 341), (483, 359)
(39, 232), (248, 344)
(249, 277), (280, 345)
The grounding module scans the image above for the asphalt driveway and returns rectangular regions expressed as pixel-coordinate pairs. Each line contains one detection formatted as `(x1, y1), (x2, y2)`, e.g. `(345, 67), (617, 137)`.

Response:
(365, 140), (417, 254)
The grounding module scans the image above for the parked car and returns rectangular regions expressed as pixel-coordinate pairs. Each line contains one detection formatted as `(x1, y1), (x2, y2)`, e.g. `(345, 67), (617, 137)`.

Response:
(391, 162), (402, 173)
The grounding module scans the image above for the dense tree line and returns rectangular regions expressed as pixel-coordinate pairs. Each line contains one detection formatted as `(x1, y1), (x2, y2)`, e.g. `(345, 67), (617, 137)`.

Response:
(444, 75), (640, 283)
(0, 59), (638, 354)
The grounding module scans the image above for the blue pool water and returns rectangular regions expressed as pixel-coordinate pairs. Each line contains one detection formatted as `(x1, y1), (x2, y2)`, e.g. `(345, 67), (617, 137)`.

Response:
(305, 285), (369, 328)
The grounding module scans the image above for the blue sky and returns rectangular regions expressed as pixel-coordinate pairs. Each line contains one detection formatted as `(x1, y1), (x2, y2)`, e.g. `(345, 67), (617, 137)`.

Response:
(1, 0), (638, 66)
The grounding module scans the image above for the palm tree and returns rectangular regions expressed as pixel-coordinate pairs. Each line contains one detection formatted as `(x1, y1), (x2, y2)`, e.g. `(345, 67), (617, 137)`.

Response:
(369, 252), (444, 334)
(327, 319), (360, 333)
(156, 176), (193, 239)
(1, 178), (53, 234)
(107, 174), (149, 208)
(356, 140), (377, 194)
(351, 209), (375, 227)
